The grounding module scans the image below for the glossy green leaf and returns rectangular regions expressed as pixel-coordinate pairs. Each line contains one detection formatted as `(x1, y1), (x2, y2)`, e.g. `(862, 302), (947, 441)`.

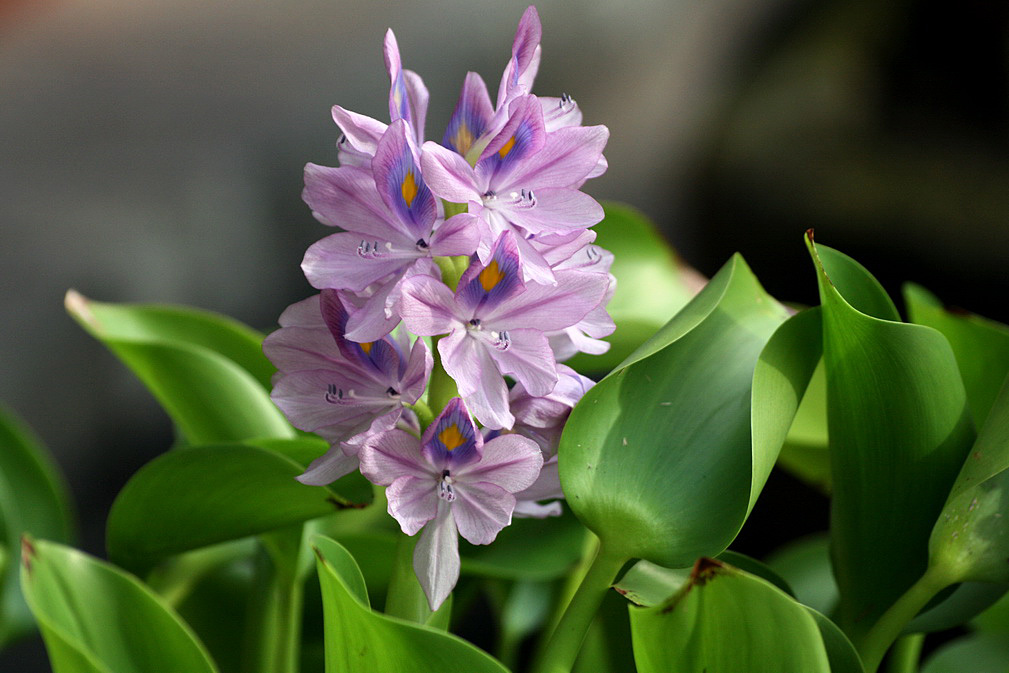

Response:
(765, 534), (838, 616)
(777, 360), (831, 492)
(312, 535), (509, 673)
(904, 283), (1009, 427)
(921, 632), (1009, 673)
(905, 582), (1007, 633)
(567, 202), (702, 374)
(66, 291), (293, 444)
(614, 553), (793, 608)
(808, 237), (975, 637)
(928, 373), (1009, 585)
(559, 254), (789, 567)
(806, 608), (865, 673)
(0, 405), (75, 647)
(460, 510), (587, 580)
(629, 558), (832, 673)
(20, 537), (218, 673)
(973, 589), (1009, 633)
(107, 443), (366, 574)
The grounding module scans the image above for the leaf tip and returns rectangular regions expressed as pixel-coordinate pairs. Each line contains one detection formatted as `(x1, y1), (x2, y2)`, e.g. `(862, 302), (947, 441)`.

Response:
(65, 289), (98, 329)
(20, 535), (37, 575)
(690, 556), (725, 586)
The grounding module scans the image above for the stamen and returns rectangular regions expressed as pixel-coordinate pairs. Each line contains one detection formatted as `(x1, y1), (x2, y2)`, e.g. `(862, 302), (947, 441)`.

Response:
(439, 470), (456, 502)
(416, 238), (429, 250)
(492, 331), (511, 351)
(324, 384), (346, 404)
(357, 240), (384, 259)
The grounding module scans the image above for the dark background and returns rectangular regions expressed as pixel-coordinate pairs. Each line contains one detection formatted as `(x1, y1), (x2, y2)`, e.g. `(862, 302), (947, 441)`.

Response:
(2, 0), (1007, 668)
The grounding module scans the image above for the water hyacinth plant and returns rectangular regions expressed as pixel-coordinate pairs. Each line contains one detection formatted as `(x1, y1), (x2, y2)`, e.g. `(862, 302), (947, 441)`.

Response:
(5, 6), (1009, 673)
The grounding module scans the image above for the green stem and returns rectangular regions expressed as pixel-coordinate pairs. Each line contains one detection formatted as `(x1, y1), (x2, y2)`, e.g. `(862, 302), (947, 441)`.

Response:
(243, 537), (304, 673)
(384, 529), (433, 623)
(884, 633), (924, 673)
(426, 339), (459, 416)
(857, 566), (953, 673)
(530, 542), (627, 673)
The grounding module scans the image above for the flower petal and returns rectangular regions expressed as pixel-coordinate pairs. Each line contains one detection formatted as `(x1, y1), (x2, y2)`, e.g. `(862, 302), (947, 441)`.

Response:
(387, 475), (439, 536)
(302, 232), (415, 292)
(413, 501), (460, 611)
(302, 163), (393, 237)
(399, 274), (462, 336)
(483, 269), (609, 332)
(497, 187), (604, 235)
(420, 141), (484, 203)
(442, 71), (494, 158)
(343, 277), (404, 342)
(400, 337), (433, 405)
(270, 369), (395, 434)
(358, 429), (431, 486)
(439, 332), (514, 430)
(331, 105), (386, 158)
(487, 328), (558, 397)
(452, 481), (516, 545)
(505, 125), (609, 190)
(429, 212), (481, 257)
(296, 445), (359, 485)
(457, 433), (543, 493)
(373, 120), (437, 237)
(496, 6), (542, 108)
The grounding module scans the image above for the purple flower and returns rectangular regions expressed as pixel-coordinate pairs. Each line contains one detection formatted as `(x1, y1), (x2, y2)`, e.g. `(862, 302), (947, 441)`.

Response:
(358, 398), (543, 610)
(302, 120), (478, 340)
(422, 96), (609, 284)
(263, 290), (431, 484)
(399, 232), (609, 429)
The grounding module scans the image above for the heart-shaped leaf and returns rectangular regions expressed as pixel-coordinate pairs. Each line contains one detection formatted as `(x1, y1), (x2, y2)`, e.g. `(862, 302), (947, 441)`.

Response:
(20, 537), (219, 673)
(808, 236), (975, 638)
(628, 558), (832, 673)
(312, 535), (509, 673)
(66, 291), (293, 444)
(904, 283), (1009, 427)
(0, 406), (75, 647)
(559, 254), (789, 567)
(107, 441), (368, 574)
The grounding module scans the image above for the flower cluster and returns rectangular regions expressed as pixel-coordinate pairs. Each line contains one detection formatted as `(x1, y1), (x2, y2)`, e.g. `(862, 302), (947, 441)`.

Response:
(264, 6), (612, 609)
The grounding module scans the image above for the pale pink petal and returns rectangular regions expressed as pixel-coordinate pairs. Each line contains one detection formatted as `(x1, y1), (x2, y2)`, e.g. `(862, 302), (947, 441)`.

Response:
(296, 446), (359, 485)
(343, 279), (403, 342)
(457, 433), (543, 493)
(499, 188), (603, 235)
(496, 6), (542, 108)
(414, 501), (460, 611)
(358, 429), (431, 486)
(505, 125), (609, 190)
(403, 70), (429, 142)
(452, 481), (516, 545)
(302, 232), (415, 292)
(442, 71), (494, 158)
(387, 475), (439, 536)
(420, 141), (484, 202)
(540, 95), (583, 131)
(270, 370), (395, 434)
(302, 163), (394, 237)
(430, 212), (481, 257)
(331, 105), (386, 157)
(262, 327), (348, 374)
(399, 275), (462, 336)
(439, 333), (513, 430)
(514, 500), (562, 518)
(400, 337), (433, 404)
(277, 294), (324, 328)
(483, 269), (609, 332)
(487, 328), (558, 398)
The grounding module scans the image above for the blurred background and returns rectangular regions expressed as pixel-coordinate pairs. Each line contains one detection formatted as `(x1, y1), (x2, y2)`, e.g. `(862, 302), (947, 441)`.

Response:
(2, 0), (1008, 668)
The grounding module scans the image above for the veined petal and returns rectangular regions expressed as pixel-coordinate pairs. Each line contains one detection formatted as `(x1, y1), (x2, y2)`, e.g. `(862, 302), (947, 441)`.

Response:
(270, 369), (396, 434)
(343, 277), (404, 342)
(477, 95), (546, 183)
(485, 327), (558, 397)
(387, 475), (439, 536)
(399, 274), (462, 336)
(277, 294), (324, 328)
(429, 212), (481, 257)
(496, 187), (604, 235)
(439, 333), (513, 430)
(373, 120), (437, 237)
(403, 70), (429, 141)
(503, 125), (609, 190)
(302, 232), (416, 292)
(385, 30), (420, 135)
(457, 433), (543, 493)
(302, 163), (392, 237)
(496, 5), (543, 109)
(331, 106), (386, 158)
(456, 231), (524, 313)
(358, 429), (431, 486)
(452, 481), (516, 546)
(262, 326), (347, 374)
(413, 501), (460, 611)
(296, 445), (359, 485)
(443, 72), (494, 158)
(400, 338), (432, 405)
(482, 268), (609, 332)
(420, 397), (482, 468)
(420, 141), (484, 203)
(510, 231), (557, 286)
(540, 94), (582, 131)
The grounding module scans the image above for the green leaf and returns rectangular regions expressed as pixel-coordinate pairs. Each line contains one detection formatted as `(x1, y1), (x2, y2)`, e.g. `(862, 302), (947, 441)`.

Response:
(628, 558), (832, 673)
(928, 372), (1009, 585)
(559, 254), (790, 567)
(566, 202), (701, 374)
(921, 632), (1009, 673)
(66, 291), (293, 444)
(312, 535), (510, 673)
(107, 442), (367, 574)
(460, 510), (587, 581)
(20, 537), (219, 673)
(805, 608), (865, 673)
(765, 534), (838, 617)
(614, 553), (793, 608)
(777, 360), (831, 492)
(904, 283), (1009, 427)
(0, 405), (75, 647)
(808, 237), (975, 637)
